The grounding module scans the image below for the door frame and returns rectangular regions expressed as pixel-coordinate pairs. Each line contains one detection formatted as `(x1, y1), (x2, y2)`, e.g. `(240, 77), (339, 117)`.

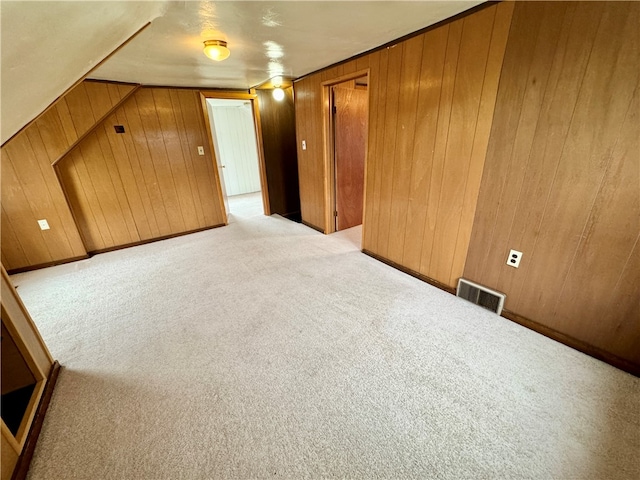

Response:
(320, 69), (369, 234)
(199, 91), (271, 222)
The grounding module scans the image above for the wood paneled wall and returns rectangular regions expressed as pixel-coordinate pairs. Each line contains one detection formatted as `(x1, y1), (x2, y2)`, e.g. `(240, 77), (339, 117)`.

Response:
(57, 87), (225, 252)
(2, 80), (226, 268)
(295, 59), (372, 231)
(257, 87), (301, 219)
(294, 1), (513, 283)
(464, 1), (640, 365)
(364, 3), (513, 287)
(1, 81), (135, 270)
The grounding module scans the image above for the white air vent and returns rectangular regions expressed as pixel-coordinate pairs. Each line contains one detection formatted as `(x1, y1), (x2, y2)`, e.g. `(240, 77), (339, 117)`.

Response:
(456, 278), (506, 315)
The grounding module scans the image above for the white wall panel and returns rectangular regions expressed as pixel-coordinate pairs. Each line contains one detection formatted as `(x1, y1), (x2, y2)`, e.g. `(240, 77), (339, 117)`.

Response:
(209, 103), (261, 196)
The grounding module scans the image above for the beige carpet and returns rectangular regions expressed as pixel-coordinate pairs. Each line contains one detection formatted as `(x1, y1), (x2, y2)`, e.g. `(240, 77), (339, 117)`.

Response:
(12, 211), (640, 479)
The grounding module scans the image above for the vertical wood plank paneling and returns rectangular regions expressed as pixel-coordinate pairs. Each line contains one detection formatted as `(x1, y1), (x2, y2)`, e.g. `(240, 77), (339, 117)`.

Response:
(64, 83), (97, 136)
(429, 8), (496, 284)
(154, 89), (199, 231)
(419, 20), (463, 277)
(103, 112), (154, 240)
(56, 86), (225, 253)
(1, 80), (135, 270)
(368, 49), (390, 253)
(386, 36), (423, 264)
(141, 89), (187, 233)
(294, 2), (513, 287)
(58, 150), (104, 250)
(53, 100), (79, 146)
(376, 43), (404, 259)
(295, 75), (325, 230)
(114, 108), (162, 238)
(362, 50), (381, 251)
(465, 1), (640, 365)
(177, 90), (223, 226)
(401, 27), (449, 272)
(554, 88), (639, 350)
(447, 1), (515, 286)
(122, 93), (172, 236)
(170, 90), (207, 227)
(0, 158), (50, 267)
(0, 207), (28, 270)
(517, 2), (637, 319)
(95, 127), (140, 243)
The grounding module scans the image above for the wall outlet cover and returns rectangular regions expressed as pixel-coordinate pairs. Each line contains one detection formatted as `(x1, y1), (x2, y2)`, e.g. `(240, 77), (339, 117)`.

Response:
(507, 249), (523, 268)
(37, 219), (50, 230)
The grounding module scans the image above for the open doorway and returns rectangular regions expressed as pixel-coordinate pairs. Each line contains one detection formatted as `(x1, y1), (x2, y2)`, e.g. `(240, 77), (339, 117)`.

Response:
(330, 75), (369, 238)
(200, 92), (270, 222)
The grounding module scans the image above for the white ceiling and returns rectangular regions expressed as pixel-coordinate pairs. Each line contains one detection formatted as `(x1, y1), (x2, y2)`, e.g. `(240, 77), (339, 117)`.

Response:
(1, 1), (484, 144)
(0, 1), (168, 144)
(89, 1), (485, 89)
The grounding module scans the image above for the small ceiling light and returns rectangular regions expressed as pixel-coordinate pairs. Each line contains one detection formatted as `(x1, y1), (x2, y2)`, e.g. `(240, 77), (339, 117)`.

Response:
(272, 87), (285, 101)
(203, 40), (230, 61)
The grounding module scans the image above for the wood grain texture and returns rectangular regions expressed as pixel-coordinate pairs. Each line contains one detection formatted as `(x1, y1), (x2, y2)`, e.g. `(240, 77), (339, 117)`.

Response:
(464, 1), (640, 365)
(0, 81), (136, 270)
(294, 2), (512, 282)
(334, 86), (368, 230)
(294, 75), (325, 231)
(57, 87), (225, 252)
(257, 88), (301, 218)
(1, 266), (56, 479)
(1, 267), (53, 380)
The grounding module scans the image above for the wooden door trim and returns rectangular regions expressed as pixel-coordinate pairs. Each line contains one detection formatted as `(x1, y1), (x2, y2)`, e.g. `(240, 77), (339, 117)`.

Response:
(199, 91), (271, 218)
(320, 69), (370, 234)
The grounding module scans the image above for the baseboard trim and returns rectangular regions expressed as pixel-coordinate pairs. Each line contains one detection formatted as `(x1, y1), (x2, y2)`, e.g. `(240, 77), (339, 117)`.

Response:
(11, 361), (61, 480)
(501, 310), (639, 377)
(88, 224), (226, 256)
(301, 220), (325, 234)
(362, 249), (456, 294)
(7, 256), (90, 275)
(362, 250), (639, 378)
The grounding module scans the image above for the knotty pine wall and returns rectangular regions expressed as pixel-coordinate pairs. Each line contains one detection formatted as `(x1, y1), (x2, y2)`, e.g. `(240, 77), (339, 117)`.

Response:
(294, 1), (514, 285)
(464, 1), (640, 366)
(1, 81), (136, 270)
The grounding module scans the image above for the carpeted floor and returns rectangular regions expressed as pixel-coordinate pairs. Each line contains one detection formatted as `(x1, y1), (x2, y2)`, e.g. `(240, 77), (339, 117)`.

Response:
(11, 208), (640, 479)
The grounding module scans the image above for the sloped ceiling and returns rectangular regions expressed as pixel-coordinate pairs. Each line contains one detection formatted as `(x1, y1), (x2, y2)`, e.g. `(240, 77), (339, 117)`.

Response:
(1, 1), (485, 145)
(0, 1), (169, 144)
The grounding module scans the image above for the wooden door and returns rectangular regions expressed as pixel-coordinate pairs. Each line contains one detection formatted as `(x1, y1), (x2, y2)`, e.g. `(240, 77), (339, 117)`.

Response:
(333, 86), (368, 231)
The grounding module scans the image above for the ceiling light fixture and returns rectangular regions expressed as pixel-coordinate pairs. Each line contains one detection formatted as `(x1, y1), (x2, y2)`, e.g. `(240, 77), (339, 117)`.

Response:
(272, 87), (285, 101)
(203, 40), (230, 61)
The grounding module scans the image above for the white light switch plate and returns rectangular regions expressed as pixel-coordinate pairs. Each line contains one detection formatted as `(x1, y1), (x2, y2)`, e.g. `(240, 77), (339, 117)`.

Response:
(302, 140), (307, 151)
(197, 146), (205, 155)
(38, 219), (50, 230)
